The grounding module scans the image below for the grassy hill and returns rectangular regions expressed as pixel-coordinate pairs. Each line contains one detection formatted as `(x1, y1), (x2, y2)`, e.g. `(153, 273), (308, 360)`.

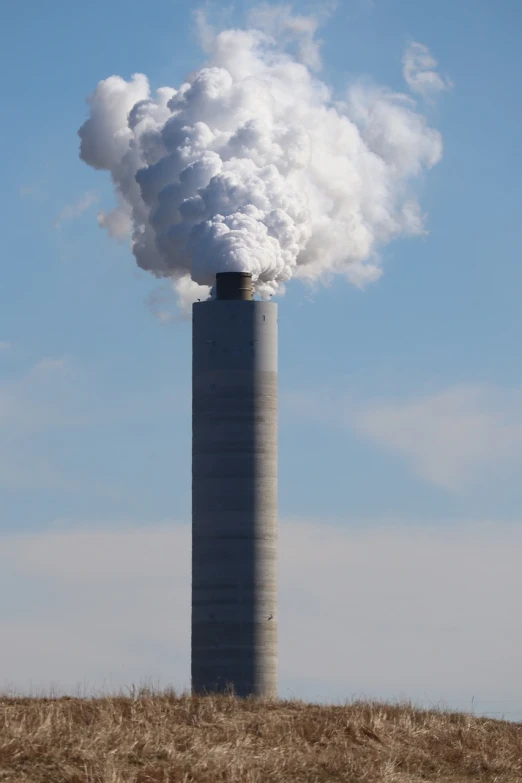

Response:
(1, 688), (521, 782)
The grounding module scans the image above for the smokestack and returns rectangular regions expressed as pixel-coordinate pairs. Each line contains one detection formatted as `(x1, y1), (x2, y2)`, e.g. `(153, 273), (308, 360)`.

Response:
(215, 271), (254, 301)
(191, 271), (278, 697)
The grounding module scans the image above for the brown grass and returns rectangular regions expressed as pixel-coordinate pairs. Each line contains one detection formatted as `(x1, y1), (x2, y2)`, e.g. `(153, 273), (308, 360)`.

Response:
(1, 686), (521, 782)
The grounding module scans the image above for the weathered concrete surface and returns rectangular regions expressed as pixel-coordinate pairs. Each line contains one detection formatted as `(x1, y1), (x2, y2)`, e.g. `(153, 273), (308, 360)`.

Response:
(192, 300), (278, 698)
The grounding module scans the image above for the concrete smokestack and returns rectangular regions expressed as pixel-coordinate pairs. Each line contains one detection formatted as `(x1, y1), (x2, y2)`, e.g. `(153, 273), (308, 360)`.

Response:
(191, 271), (278, 697)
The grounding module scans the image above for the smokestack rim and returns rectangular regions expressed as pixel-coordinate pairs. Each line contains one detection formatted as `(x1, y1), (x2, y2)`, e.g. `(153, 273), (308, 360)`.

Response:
(215, 271), (254, 301)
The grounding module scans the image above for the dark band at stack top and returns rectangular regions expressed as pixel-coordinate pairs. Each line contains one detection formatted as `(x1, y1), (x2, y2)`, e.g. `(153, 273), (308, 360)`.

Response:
(215, 271), (254, 301)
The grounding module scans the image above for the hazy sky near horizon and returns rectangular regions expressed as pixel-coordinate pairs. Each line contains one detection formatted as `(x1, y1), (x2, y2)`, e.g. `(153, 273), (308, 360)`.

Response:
(1, 0), (522, 719)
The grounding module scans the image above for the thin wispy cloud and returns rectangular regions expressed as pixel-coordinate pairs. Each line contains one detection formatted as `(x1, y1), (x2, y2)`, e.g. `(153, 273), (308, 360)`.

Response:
(0, 355), (79, 491)
(54, 191), (98, 228)
(34, 356), (68, 372)
(403, 41), (453, 99)
(0, 356), (67, 431)
(354, 385), (522, 490)
(0, 353), (189, 492)
(0, 341), (12, 353)
(283, 383), (522, 491)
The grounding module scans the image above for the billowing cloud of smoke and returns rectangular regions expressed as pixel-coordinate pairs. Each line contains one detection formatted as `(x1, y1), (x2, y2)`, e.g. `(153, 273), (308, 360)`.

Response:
(78, 7), (448, 310)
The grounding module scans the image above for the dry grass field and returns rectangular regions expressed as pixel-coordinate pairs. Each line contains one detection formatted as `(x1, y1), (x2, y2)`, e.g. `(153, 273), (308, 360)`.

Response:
(1, 687), (521, 782)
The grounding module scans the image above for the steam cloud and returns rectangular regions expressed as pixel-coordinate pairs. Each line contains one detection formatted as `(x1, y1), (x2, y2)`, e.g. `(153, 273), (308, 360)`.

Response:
(78, 7), (448, 311)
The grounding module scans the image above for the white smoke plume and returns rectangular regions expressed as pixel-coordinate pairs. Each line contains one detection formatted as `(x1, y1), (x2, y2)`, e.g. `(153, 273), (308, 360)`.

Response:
(78, 7), (448, 308)
(402, 41), (453, 98)
(54, 190), (98, 228)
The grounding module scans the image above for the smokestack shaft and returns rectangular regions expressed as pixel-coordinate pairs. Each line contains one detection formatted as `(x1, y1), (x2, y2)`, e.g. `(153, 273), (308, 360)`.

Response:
(191, 293), (278, 697)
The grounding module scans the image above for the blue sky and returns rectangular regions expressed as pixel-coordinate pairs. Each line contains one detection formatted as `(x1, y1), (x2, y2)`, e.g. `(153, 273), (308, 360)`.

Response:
(1, 0), (522, 717)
